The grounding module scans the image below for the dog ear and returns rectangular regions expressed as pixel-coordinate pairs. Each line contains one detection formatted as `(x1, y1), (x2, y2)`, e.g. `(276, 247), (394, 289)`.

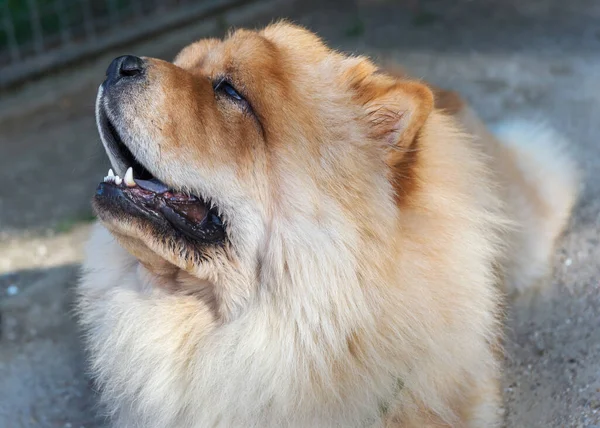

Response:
(362, 78), (434, 153)
(343, 59), (434, 161)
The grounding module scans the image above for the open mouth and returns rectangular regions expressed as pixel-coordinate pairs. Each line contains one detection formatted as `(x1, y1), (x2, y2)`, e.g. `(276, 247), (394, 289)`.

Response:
(94, 107), (225, 244)
(96, 102), (154, 180)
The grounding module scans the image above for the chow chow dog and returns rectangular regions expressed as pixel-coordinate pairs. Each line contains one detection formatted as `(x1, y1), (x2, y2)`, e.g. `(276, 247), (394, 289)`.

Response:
(77, 22), (578, 427)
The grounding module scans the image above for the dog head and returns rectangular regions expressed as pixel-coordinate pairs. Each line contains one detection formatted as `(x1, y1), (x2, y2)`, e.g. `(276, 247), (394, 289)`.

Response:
(94, 22), (434, 320)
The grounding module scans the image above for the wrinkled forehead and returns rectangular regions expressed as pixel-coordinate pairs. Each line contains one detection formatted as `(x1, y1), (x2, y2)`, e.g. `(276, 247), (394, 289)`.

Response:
(175, 33), (269, 76)
(173, 25), (332, 79)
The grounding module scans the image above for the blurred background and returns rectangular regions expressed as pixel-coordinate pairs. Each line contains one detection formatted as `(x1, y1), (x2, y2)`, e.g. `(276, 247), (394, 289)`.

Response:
(0, 0), (599, 426)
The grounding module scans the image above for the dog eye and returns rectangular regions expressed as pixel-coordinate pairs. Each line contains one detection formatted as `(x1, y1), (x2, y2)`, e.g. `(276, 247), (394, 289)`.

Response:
(215, 80), (244, 102)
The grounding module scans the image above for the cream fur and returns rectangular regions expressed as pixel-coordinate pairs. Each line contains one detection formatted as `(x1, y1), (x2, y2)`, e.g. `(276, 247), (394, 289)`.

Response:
(492, 119), (580, 292)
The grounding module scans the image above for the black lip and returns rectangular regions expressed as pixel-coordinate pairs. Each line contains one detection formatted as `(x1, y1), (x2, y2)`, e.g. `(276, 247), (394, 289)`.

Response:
(95, 182), (162, 220)
(95, 182), (226, 243)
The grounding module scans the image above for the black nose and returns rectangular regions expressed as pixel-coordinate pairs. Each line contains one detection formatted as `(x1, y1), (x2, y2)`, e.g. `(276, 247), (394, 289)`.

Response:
(105, 55), (145, 82)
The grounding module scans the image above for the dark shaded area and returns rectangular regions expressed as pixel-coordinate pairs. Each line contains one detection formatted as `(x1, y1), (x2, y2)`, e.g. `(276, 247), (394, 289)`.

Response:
(294, 0), (600, 55)
(0, 264), (106, 428)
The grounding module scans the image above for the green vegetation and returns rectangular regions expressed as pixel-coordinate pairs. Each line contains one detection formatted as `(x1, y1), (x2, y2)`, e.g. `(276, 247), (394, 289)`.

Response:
(0, 0), (135, 56)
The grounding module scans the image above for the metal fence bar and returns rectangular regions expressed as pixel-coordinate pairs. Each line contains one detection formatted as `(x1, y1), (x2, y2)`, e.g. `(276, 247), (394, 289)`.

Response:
(26, 0), (45, 54)
(1, 3), (22, 63)
(54, 0), (73, 45)
(80, 0), (97, 42)
(107, 0), (120, 26)
(0, 0), (255, 90)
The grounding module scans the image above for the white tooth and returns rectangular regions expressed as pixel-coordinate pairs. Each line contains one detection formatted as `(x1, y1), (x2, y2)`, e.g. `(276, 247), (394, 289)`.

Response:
(103, 176), (109, 182)
(108, 168), (115, 177)
(115, 176), (122, 185)
(124, 167), (135, 187)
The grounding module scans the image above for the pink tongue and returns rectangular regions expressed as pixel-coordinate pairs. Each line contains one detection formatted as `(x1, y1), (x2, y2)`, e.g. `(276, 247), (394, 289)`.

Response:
(136, 178), (170, 193)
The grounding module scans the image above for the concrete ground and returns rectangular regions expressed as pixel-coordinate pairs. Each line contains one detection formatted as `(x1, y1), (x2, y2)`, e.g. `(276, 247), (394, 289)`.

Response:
(0, 0), (599, 426)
